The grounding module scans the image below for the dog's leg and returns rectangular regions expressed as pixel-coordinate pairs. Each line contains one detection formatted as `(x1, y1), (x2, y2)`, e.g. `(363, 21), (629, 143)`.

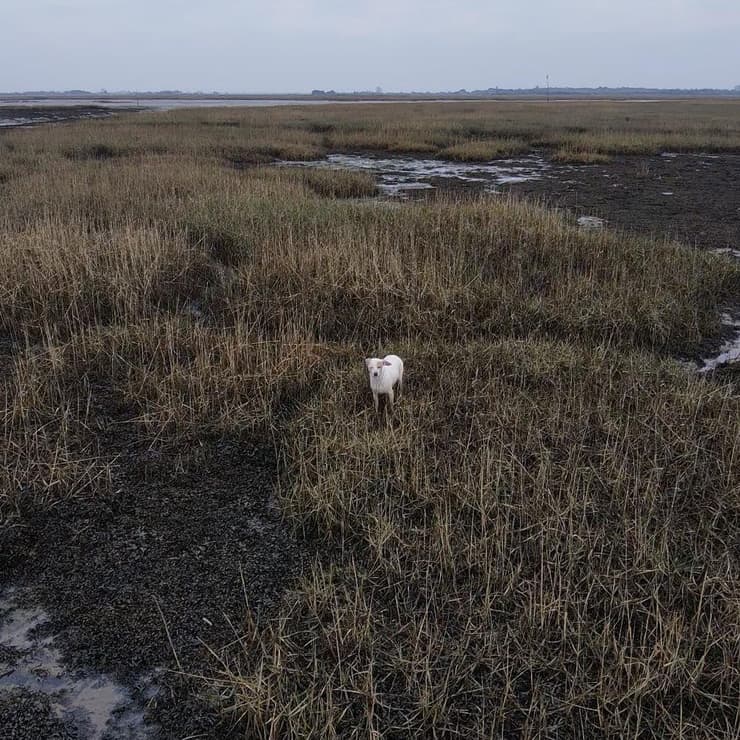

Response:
(373, 392), (379, 413)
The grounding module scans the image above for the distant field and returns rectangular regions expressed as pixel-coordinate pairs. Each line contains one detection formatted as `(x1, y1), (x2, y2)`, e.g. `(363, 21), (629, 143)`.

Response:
(3, 99), (740, 168)
(1, 102), (739, 738)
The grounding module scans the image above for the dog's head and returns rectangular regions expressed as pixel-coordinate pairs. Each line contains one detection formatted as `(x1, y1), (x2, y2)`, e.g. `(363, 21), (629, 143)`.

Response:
(365, 357), (391, 379)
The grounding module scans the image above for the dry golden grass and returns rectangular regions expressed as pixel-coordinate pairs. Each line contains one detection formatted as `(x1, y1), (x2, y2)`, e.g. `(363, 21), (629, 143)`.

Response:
(0, 218), (212, 333)
(4, 99), (740, 167)
(213, 341), (740, 738)
(1, 103), (739, 737)
(297, 168), (378, 199)
(551, 148), (613, 164)
(3, 154), (733, 352)
(439, 138), (530, 160)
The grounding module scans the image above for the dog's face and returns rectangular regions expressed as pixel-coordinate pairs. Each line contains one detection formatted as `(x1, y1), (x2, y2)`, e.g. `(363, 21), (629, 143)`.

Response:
(365, 357), (382, 378)
(365, 357), (390, 379)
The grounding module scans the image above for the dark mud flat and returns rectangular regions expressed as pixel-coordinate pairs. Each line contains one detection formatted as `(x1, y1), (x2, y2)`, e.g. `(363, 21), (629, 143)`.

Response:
(1, 383), (300, 739)
(504, 152), (740, 253)
(0, 689), (78, 739)
(0, 106), (123, 129)
(292, 151), (740, 256)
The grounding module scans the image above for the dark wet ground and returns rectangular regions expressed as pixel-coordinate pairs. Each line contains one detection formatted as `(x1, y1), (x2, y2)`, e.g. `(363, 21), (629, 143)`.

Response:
(0, 689), (78, 740)
(504, 152), (740, 254)
(1, 380), (300, 739)
(0, 106), (121, 129)
(286, 150), (740, 255)
(0, 588), (150, 739)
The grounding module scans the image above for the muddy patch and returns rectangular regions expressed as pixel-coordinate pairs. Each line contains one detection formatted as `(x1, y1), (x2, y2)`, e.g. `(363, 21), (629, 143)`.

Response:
(281, 151), (740, 257)
(695, 311), (740, 374)
(0, 588), (151, 739)
(280, 152), (551, 196)
(505, 152), (740, 254)
(1, 381), (300, 739)
(0, 106), (119, 129)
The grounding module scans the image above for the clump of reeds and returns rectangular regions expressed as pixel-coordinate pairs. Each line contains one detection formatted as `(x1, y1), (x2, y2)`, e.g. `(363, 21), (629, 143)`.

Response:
(551, 148), (613, 164)
(440, 138), (530, 160)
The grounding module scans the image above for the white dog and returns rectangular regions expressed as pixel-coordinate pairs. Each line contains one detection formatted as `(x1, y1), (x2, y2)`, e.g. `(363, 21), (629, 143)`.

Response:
(365, 354), (404, 413)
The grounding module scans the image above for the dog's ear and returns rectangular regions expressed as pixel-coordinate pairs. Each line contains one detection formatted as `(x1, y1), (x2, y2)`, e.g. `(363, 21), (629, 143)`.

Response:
(365, 358), (373, 369)
(383, 360), (392, 366)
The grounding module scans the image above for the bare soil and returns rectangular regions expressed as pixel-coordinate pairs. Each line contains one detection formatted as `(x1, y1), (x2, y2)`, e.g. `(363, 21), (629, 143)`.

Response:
(504, 152), (740, 253)
(1, 380), (300, 739)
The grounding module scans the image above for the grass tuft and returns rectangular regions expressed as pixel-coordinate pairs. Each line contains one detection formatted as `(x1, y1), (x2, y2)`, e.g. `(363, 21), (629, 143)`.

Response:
(440, 138), (530, 161)
(551, 148), (613, 164)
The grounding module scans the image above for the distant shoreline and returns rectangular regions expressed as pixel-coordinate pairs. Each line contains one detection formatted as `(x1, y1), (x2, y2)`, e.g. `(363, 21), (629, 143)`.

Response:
(2, 88), (740, 105)
(3, 94), (740, 130)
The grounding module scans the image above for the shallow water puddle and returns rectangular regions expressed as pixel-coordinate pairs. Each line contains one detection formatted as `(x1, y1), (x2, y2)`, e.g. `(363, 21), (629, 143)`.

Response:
(712, 247), (740, 260)
(690, 243), (740, 373)
(0, 588), (154, 739)
(577, 215), (605, 229)
(282, 152), (551, 196)
(698, 312), (740, 374)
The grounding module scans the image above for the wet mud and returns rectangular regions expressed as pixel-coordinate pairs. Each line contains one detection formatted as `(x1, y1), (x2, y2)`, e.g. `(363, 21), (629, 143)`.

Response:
(0, 588), (151, 739)
(1, 382), (300, 739)
(505, 152), (740, 255)
(0, 106), (120, 129)
(282, 151), (552, 195)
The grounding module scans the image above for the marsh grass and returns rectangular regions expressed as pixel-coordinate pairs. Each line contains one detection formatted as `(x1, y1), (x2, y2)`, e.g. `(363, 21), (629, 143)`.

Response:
(213, 341), (740, 738)
(551, 148), (613, 164)
(298, 168), (378, 198)
(4, 99), (740, 167)
(0, 217), (215, 333)
(439, 138), (530, 161)
(1, 103), (739, 737)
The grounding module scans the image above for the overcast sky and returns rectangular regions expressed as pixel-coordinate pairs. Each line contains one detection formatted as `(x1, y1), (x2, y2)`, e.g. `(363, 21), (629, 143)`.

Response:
(2, 1), (739, 92)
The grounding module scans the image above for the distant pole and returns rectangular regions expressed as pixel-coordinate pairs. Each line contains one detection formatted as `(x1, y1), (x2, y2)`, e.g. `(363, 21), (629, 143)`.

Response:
(546, 74), (550, 102)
